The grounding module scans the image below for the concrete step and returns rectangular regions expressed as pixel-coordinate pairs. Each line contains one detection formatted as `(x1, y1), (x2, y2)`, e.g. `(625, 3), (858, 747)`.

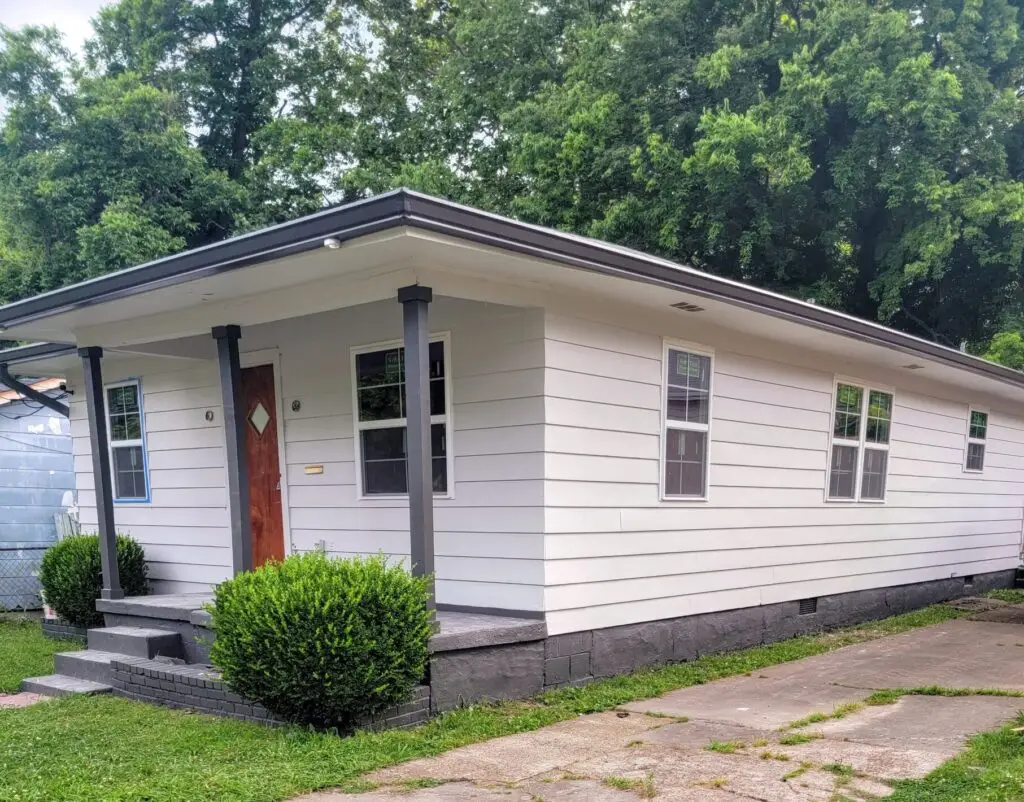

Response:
(87, 626), (183, 660)
(21, 674), (112, 697)
(54, 650), (119, 684)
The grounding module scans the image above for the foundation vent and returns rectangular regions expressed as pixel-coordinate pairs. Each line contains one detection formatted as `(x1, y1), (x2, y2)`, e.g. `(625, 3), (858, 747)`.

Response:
(963, 575), (974, 590)
(798, 597), (818, 616)
(671, 301), (705, 313)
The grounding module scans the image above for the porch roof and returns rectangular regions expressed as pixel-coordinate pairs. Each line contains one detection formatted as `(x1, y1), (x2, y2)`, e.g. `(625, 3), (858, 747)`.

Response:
(0, 188), (1020, 393)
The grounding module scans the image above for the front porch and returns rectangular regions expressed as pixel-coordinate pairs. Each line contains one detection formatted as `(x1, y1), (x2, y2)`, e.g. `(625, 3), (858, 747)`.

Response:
(93, 592), (546, 659)
(31, 592), (550, 717)
(52, 290), (545, 614)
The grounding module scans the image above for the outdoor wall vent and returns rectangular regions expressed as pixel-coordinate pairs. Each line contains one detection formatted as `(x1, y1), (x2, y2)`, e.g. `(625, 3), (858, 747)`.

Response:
(798, 597), (818, 616)
(671, 301), (705, 313)
(963, 575), (974, 589)
(901, 363), (925, 370)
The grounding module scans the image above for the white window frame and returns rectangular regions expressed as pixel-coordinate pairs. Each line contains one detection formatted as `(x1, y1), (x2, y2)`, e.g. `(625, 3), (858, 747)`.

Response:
(350, 333), (454, 500)
(103, 378), (150, 504)
(825, 377), (893, 504)
(964, 406), (988, 474)
(660, 339), (714, 502)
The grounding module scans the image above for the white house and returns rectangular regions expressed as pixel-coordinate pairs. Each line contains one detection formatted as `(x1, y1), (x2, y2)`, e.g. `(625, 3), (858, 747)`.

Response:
(2, 189), (1020, 661)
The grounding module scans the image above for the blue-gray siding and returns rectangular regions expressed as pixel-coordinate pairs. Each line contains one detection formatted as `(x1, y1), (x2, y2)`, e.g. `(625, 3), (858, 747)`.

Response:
(0, 396), (72, 609)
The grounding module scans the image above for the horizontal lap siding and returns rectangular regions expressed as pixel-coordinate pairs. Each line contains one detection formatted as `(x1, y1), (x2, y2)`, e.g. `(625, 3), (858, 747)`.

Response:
(68, 359), (231, 595)
(542, 312), (1024, 635)
(272, 299), (546, 612)
(67, 299), (546, 606)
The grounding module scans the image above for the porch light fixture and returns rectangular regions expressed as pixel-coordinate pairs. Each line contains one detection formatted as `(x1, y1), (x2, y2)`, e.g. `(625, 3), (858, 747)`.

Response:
(323, 237), (342, 249)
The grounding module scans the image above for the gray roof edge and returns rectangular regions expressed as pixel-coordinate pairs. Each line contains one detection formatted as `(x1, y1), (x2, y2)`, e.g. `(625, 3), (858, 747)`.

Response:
(0, 342), (76, 366)
(401, 192), (1024, 391)
(0, 190), (408, 328)
(0, 187), (1018, 391)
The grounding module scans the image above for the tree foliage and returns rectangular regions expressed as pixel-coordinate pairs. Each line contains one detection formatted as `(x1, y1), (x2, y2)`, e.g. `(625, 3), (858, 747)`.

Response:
(2, 0), (1024, 356)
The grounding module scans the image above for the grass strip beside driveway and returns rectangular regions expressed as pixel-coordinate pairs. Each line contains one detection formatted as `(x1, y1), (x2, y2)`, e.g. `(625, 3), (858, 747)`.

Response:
(0, 604), (965, 802)
(887, 711), (1024, 801)
(0, 618), (81, 694)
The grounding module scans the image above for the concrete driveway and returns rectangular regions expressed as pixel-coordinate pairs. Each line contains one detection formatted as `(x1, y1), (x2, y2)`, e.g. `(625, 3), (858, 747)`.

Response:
(298, 616), (1024, 801)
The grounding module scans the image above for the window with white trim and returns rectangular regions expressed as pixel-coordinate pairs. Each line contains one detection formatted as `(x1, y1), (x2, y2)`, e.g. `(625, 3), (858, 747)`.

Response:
(106, 381), (149, 501)
(965, 409), (987, 473)
(353, 338), (450, 496)
(663, 346), (712, 498)
(827, 381), (892, 501)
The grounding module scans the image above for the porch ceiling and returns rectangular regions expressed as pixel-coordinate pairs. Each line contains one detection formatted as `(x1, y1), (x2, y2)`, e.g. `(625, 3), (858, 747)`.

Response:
(0, 230), (415, 345)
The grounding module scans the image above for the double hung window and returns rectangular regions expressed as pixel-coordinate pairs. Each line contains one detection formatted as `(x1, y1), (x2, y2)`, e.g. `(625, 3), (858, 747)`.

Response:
(353, 338), (451, 496)
(828, 381), (892, 501)
(965, 409), (988, 473)
(106, 381), (149, 501)
(663, 346), (713, 499)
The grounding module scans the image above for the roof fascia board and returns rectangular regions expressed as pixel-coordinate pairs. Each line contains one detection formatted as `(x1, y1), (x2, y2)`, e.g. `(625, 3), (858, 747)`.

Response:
(0, 188), (1018, 391)
(0, 342), (76, 366)
(401, 193), (1024, 390)
(0, 191), (408, 328)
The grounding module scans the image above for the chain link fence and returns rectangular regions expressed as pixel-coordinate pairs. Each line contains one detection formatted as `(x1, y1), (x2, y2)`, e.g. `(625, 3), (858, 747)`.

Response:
(0, 546), (48, 611)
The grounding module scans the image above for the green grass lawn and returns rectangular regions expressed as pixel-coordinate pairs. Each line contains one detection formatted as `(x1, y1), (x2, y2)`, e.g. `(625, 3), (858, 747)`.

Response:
(887, 712), (1024, 801)
(0, 604), (969, 802)
(985, 588), (1024, 605)
(0, 618), (82, 693)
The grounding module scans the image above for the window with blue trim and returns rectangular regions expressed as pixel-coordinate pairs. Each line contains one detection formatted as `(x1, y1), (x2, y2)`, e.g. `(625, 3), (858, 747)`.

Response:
(106, 381), (148, 500)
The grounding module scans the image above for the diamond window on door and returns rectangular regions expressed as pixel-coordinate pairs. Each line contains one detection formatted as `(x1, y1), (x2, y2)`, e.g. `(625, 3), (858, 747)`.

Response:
(249, 401), (271, 436)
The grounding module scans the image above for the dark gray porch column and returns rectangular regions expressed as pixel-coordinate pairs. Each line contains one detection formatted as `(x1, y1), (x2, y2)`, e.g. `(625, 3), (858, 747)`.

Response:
(212, 325), (252, 575)
(398, 285), (435, 609)
(79, 347), (122, 600)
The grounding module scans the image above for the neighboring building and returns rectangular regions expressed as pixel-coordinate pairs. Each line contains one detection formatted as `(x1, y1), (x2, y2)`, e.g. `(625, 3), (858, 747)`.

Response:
(0, 379), (72, 610)
(0, 190), (1019, 650)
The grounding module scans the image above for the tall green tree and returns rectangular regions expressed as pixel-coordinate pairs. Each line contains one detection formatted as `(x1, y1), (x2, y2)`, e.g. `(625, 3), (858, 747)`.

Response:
(494, 0), (1024, 345)
(2, 0), (1024, 356)
(0, 25), (241, 300)
(89, 0), (336, 185)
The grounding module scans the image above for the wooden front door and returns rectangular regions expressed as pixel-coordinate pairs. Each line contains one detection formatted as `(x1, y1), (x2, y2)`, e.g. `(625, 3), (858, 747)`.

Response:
(241, 364), (285, 567)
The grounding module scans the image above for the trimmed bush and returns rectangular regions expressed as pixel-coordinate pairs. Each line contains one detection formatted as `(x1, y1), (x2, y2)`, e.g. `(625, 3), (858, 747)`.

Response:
(39, 534), (149, 628)
(209, 552), (432, 730)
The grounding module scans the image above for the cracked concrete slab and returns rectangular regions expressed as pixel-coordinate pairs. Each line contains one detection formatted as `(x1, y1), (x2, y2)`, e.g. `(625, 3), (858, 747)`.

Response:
(635, 718), (777, 749)
(299, 783), (535, 801)
(635, 719), (940, 779)
(565, 744), (841, 801)
(368, 711), (664, 785)
(622, 675), (866, 729)
(813, 694), (1024, 752)
(288, 617), (1024, 802)
(968, 604), (1024, 625)
(747, 620), (1024, 692)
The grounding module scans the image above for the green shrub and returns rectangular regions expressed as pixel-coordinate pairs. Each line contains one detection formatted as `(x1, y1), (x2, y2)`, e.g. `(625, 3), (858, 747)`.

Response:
(39, 534), (149, 628)
(209, 552), (432, 730)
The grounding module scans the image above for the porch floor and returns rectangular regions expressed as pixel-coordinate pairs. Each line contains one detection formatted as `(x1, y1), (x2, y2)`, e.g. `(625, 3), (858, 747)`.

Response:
(95, 594), (546, 653)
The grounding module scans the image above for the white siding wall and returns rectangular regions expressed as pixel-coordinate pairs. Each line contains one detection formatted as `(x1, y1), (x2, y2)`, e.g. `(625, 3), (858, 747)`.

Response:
(69, 359), (231, 594)
(67, 292), (1023, 622)
(261, 298), (545, 612)
(542, 310), (1024, 635)
(69, 297), (547, 607)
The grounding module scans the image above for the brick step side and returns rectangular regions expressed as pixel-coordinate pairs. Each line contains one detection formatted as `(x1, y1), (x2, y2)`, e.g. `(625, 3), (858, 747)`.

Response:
(54, 650), (120, 684)
(110, 656), (430, 730)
